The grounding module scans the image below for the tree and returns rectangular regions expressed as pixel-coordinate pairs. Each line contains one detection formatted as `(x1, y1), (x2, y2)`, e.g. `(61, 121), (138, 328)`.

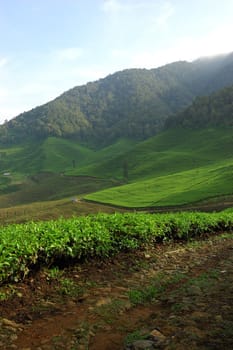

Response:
(123, 160), (129, 180)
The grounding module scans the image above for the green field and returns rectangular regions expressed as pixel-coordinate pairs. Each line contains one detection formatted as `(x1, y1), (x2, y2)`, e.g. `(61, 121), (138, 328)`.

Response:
(0, 137), (137, 176)
(0, 210), (232, 284)
(84, 128), (233, 207)
(1, 128), (232, 209)
(85, 161), (233, 207)
(74, 128), (233, 180)
(0, 172), (120, 209)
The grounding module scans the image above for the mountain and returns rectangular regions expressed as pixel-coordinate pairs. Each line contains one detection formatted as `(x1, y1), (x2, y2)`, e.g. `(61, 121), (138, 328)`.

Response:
(1, 52), (233, 210)
(1, 52), (233, 147)
(165, 84), (233, 128)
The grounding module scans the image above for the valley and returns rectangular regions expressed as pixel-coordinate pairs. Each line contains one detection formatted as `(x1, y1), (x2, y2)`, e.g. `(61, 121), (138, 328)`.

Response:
(1, 55), (233, 211)
(0, 52), (232, 350)
(1, 3), (233, 349)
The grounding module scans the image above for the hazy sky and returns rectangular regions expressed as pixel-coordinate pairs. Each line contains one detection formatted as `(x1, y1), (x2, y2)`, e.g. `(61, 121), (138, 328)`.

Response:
(0, 0), (233, 123)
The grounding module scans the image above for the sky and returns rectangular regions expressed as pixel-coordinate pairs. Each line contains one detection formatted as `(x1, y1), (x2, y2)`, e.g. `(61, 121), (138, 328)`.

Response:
(0, 0), (233, 124)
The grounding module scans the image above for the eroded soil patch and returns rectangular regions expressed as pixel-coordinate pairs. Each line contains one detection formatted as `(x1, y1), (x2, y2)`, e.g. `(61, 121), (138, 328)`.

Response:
(0, 233), (232, 349)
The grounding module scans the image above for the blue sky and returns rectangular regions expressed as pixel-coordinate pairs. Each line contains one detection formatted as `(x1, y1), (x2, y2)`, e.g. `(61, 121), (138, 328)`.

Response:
(0, 0), (233, 123)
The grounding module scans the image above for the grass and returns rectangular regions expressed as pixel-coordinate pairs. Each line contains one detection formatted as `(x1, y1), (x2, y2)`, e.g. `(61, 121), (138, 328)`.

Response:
(1, 127), (233, 209)
(0, 137), (137, 178)
(124, 330), (149, 345)
(75, 128), (233, 181)
(85, 160), (233, 207)
(0, 138), (95, 175)
(58, 278), (84, 297)
(84, 128), (233, 208)
(0, 172), (120, 209)
(128, 271), (186, 306)
(0, 196), (124, 225)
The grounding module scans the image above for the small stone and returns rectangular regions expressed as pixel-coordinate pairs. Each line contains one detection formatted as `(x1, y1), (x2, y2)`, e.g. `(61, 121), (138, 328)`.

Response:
(89, 330), (95, 337)
(114, 286), (129, 292)
(10, 334), (18, 341)
(222, 305), (231, 311)
(187, 286), (202, 296)
(96, 287), (112, 293)
(215, 315), (223, 322)
(191, 311), (210, 320)
(184, 326), (204, 339)
(77, 346), (86, 350)
(149, 329), (166, 344)
(96, 297), (112, 307)
(16, 292), (23, 298)
(2, 318), (23, 329)
(133, 340), (155, 349)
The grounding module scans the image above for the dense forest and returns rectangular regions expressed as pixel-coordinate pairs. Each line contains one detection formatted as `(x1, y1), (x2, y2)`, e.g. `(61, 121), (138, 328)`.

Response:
(165, 85), (233, 129)
(1, 52), (233, 147)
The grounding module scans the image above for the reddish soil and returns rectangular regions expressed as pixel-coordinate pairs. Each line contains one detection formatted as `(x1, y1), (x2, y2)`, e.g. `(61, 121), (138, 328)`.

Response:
(0, 233), (232, 350)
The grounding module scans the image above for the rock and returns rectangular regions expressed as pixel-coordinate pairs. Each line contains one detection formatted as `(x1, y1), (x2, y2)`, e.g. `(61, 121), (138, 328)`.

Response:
(2, 318), (23, 329)
(114, 286), (129, 292)
(10, 334), (18, 341)
(221, 305), (231, 311)
(186, 286), (202, 296)
(96, 287), (112, 293)
(77, 346), (86, 350)
(96, 297), (112, 307)
(215, 315), (223, 322)
(184, 326), (204, 339)
(190, 311), (210, 320)
(149, 329), (166, 344)
(16, 292), (23, 298)
(126, 340), (155, 349)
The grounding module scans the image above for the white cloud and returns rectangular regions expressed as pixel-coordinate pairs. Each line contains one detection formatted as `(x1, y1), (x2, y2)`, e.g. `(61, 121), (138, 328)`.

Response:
(0, 87), (8, 99)
(102, 0), (125, 13)
(194, 23), (233, 58)
(55, 47), (84, 61)
(0, 107), (22, 123)
(0, 57), (8, 68)
(111, 22), (233, 70)
(102, 0), (158, 14)
(155, 1), (174, 29)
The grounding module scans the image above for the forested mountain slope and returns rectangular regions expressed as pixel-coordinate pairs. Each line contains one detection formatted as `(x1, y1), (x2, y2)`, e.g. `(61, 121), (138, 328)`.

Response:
(165, 85), (233, 128)
(1, 52), (233, 147)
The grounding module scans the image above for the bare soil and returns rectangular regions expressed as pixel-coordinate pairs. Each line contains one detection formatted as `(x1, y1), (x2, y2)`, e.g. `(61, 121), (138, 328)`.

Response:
(0, 233), (232, 349)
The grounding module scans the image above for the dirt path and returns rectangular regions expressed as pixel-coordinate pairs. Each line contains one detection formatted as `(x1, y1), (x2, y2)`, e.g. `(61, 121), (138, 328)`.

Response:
(0, 233), (232, 349)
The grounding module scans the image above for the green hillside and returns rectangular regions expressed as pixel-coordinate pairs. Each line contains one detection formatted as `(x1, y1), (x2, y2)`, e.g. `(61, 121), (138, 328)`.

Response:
(85, 128), (233, 207)
(1, 55), (233, 210)
(1, 52), (233, 147)
(74, 128), (233, 180)
(0, 137), (136, 207)
(1, 127), (232, 209)
(0, 137), (136, 176)
(166, 85), (233, 128)
(0, 138), (93, 175)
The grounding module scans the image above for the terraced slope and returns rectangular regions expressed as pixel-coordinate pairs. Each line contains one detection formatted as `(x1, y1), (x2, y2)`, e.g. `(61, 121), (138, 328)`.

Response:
(85, 128), (233, 207)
